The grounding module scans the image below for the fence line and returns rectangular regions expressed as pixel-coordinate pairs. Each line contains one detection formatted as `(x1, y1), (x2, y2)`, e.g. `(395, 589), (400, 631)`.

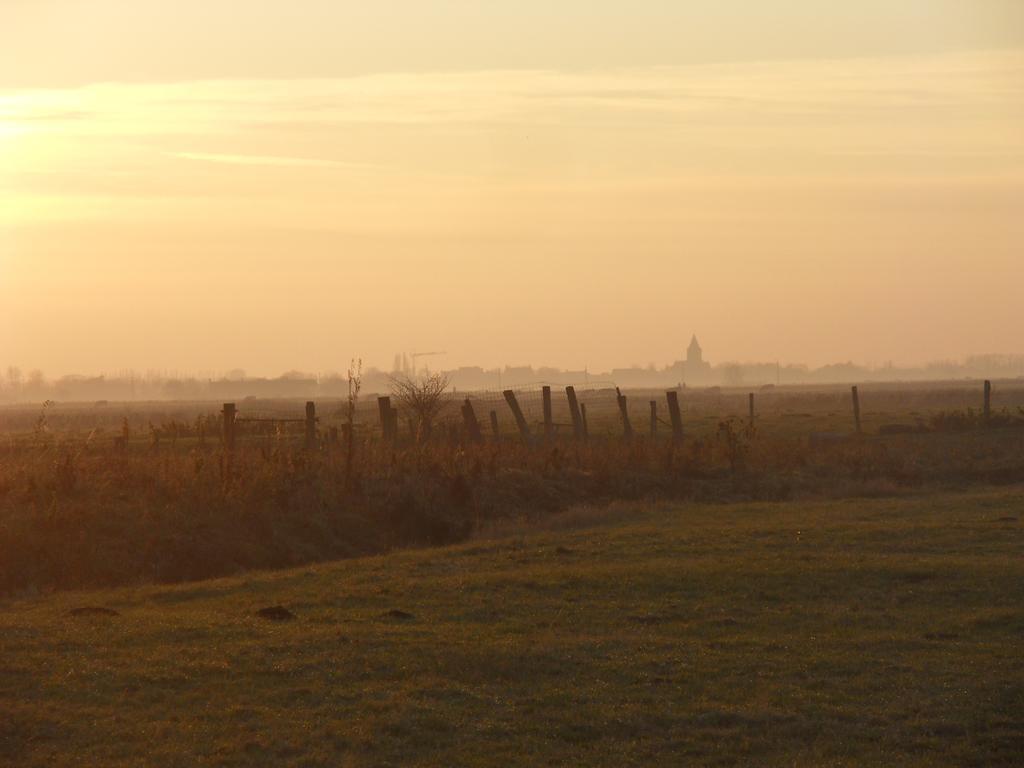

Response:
(2, 380), (1012, 452)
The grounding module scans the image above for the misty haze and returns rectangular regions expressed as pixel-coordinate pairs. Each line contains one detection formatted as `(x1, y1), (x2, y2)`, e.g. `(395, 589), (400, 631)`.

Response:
(1, 3), (1022, 767)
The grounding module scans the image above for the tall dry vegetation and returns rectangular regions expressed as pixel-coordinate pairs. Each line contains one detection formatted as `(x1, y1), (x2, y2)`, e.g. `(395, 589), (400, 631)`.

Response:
(1, 405), (1023, 596)
(345, 359), (362, 488)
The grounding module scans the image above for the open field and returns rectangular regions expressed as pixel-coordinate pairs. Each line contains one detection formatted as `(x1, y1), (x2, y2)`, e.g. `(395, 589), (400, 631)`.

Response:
(7, 4), (1022, 765)
(2, 487), (1022, 766)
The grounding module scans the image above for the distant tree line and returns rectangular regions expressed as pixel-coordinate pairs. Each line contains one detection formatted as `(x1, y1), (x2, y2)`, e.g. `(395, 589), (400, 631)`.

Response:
(2, 354), (1022, 403)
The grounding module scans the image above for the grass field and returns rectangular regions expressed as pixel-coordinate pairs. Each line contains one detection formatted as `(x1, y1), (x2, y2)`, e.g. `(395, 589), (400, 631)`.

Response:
(2, 487), (1022, 766)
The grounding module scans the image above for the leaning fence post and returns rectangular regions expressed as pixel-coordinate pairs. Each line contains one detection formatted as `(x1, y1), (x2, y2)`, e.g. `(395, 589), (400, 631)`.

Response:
(984, 380), (992, 423)
(222, 403), (237, 451)
(616, 388), (633, 439)
(749, 392), (755, 426)
(489, 410), (500, 441)
(649, 400), (658, 438)
(462, 398), (483, 444)
(580, 402), (590, 440)
(503, 390), (531, 443)
(851, 386), (862, 434)
(305, 401), (318, 450)
(665, 391), (683, 443)
(542, 386), (554, 440)
(566, 386), (583, 439)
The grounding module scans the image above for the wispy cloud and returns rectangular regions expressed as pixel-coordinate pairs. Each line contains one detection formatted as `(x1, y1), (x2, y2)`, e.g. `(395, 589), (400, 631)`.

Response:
(4, 49), (1022, 131)
(3, 48), (1022, 221)
(168, 151), (375, 169)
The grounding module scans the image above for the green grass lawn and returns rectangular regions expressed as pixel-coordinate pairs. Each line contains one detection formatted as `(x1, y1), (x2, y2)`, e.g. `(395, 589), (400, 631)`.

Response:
(2, 489), (1022, 767)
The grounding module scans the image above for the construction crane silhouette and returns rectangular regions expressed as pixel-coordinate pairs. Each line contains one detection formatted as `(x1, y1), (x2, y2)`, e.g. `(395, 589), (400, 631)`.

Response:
(410, 351), (446, 375)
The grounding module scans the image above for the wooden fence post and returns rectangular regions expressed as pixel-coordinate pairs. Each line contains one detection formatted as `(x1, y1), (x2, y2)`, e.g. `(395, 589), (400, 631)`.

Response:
(566, 386), (583, 439)
(616, 388), (633, 439)
(542, 386), (553, 440)
(580, 403), (590, 440)
(462, 398), (483, 444)
(984, 380), (992, 423)
(503, 390), (531, 443)
(489, 410), (500, 441)
(305, 401), (317, 450)
(665, 391), (683, 443)
(649, 400), (658, 438)
(377, 396), (394, 442)
(222, 403), (236, 451)
(749, 392), (755, 426)
(851, 386), (861, 434)
(388, 409), (399, 443)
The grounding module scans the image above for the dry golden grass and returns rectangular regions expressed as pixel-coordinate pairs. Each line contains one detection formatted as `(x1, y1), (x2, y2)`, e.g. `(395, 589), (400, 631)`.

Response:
(1, 391), (1023, 595)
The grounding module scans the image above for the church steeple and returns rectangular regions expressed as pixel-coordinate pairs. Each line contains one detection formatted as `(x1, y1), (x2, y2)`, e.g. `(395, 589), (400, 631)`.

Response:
(687, 335), (703, 365)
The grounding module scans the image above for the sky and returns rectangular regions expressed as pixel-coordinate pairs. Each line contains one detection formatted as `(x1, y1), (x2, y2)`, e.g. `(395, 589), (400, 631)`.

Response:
(1, 1), (1023, 377)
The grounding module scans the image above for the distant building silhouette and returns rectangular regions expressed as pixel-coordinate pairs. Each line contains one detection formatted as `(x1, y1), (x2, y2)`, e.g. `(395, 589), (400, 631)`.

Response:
(677, 334), (712, 383)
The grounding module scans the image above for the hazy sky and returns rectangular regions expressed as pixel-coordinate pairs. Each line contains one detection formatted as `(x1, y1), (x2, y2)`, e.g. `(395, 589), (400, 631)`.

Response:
(2, 2), (1023, 376)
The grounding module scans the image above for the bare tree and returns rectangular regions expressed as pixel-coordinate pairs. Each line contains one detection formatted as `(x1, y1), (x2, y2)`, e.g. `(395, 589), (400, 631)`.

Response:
(389, 372), (451, 442)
